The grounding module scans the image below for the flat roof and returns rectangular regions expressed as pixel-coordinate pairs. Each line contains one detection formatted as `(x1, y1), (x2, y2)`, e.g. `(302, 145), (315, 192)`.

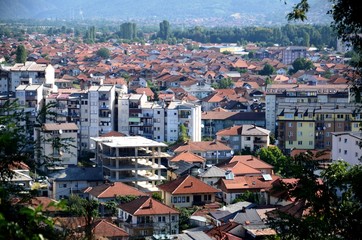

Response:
(91, 136), (167, 148)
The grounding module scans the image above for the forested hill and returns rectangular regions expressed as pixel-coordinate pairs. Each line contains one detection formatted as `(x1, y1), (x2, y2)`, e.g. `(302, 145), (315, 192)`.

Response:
(0, 0), (331, 26)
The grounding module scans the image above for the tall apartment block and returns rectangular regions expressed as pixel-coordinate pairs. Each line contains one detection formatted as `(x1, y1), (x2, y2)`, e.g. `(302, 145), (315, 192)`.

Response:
(118, 93), (202, 142)
(265, 84), (361, 152)
(281, 46), (307, 65)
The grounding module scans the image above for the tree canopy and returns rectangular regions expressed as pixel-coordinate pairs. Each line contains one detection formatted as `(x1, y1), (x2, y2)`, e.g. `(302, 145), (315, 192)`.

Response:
(15, 45), (27, 63)
(96, 47), (110, 59)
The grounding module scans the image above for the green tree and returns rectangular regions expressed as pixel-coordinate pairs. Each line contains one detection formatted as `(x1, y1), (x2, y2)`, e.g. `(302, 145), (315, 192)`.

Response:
(177, 123), (190, 144)
(259, 63), (275, 75)
(268, 160), (362, 240)
(96, 47), (110, 59)
(15, 45), (27, 63)
(67, 195), (99, 240)
(290, 57), (314, 74)
(257, 146), (291, 177)
(212, 77), (233, 89)
(159, 20), (171, 40)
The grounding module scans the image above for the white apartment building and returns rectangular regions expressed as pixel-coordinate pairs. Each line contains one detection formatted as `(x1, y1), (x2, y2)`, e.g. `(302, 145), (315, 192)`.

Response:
(166, 101), (202, 142)
(0, 62), (55, 92)
(332, 132), (362, 165)
(38, 123), (79, 170)
(16, 84), (44, 124)
(91, 135), (169, 192)
(88, 85), (116, 148)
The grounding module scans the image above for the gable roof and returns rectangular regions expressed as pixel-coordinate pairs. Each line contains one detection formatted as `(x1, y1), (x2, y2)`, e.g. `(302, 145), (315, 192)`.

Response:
(84, 182), (147, 198)
(216, 125), (269, 136)
(158, 175), (219, 195)
(220, 175), (279, 191)
(93, 219), (129, 238)
(119, 196), (179, 215)
(174, 141), (231, 153)
(219, 161), (261, 176)
(200, 166), (226, 178)
(229, 155), (274, 170)
(170, 151), (206, 163)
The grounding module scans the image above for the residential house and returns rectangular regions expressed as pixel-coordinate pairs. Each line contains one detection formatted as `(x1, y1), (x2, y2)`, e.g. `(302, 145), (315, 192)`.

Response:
(221, 155), (274, 175)
(216, 124), (270, 152)
(157, 175), (219, 208)
(51, 166), (104, 200)
(199, 166), (226, 187)
(118, 196), (180, 237)
(167, 160), (201, 180)
(84, 182), (147, 203)
(218, 174), (279, 204)
(169, 151), (206, 168)
(282, 46), (307, 65)
(173, 141), (233, 165)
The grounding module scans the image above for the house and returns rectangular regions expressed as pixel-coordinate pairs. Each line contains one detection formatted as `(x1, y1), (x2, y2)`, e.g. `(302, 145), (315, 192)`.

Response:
(51, 166), (104, 200)
(216, 124), (270, 152)
(84, 182), (147, 203)
(218, 174), (279, 204)
(173, 140), (233, 165)
(55, 217), (129, 240)
(167, 160), (201, 180)
(157, 175), (220, 208)
(269, 178), (298, 206)
(199, 165), (226, 187)
(208, 201), (255, 226)
(169, 151), (206, 168)
(117, 196), (180, 237)
(220, 155), (274, 175)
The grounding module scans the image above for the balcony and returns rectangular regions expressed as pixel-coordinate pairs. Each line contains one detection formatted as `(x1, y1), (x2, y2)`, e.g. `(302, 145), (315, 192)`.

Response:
(99, 105), (110, 110)
(99, 95), (109, 101)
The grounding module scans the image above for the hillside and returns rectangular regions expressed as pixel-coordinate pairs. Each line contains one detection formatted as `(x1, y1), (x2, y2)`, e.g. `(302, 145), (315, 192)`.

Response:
(0, 0), (331, 26)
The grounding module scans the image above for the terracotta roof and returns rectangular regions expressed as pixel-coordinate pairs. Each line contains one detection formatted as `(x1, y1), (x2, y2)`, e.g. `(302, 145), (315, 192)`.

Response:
(229, 155), (274, 170)
(216, 125), (269, 137)
(170, 151), (206, 163)
(220, 175), (279, 191)
(100, 131), (126, 137)
(84, 182), (147, 198)
(174, 141), (232, 153)
(43, 123), (78, 131)
(93, 219), (129, 238)
(119, 196), (179, 215)
(202, 111), (236, 120)
(158, 175), (219, 194)
(290, 150), (331, 161)
(135, 87), (154, 97)
(219, 161), (261, 176)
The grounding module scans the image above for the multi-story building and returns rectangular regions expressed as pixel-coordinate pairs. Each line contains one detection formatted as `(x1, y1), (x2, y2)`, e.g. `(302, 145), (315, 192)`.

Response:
(281, 46), (307, 65)
(331, 132), (362, 165)
(166, 101), (202, 142)
(16, 84), (44, 125)
(216, 125), (270, 152)
(202, 111), (266, 139)
(88, 85), (116, 147)
(119, 93), (202, 142)
(268, 84), (362, 152)
(91, 135), (169, 192)
(0, 62), (55, 92)
(37, 122), (79, 170)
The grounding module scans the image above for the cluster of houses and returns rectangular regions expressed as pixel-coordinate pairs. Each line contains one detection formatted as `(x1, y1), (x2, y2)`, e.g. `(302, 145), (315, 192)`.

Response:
(1, 33), (361, 239)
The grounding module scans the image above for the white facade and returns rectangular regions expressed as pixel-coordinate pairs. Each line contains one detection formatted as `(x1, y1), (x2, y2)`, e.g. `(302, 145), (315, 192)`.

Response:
(332, 132), (362, 165)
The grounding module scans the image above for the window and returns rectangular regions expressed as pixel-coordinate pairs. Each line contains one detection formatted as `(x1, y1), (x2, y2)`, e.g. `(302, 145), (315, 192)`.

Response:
(356, 141), (360, 146)
(339, 149), (341, 153)
(339, 137), (341, 142)
(182, 196), (186, 203)
(288, 140), (293, 145)
(288, 132), (293, 137)
(157, 111), (160, 114)
(186, 196), (190, 202)
(246, 137), (251, 141)
(337, 123), (343, 128)
(298, 131), (303, 136)
(355, 152), (359, 157)
(309, 123), (313, 128)
(326, 132), (330, 137)
(173, 197), (177, 203)
(344, 139), (347, 143)
(326, 141), (330, 146)
(297, 122), (302, 127)
(309, 141), (313, 145)
(288, 122), (293, 127)
(298, 141), (303, 145)
(344, 150), (348, 155)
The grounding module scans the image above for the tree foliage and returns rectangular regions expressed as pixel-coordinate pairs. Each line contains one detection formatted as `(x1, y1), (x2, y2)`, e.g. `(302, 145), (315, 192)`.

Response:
(159, 20), (171, 40)
(212, 77), (233, 89)
(257, 146), (292, 177)
(15, 45), (27, 63)
(177, 123), (190, 144)
(290, 57), (314, 74)
(96, 47), (110, 59)
(259, 63), (275, 76)
(268, 160), (362, 240)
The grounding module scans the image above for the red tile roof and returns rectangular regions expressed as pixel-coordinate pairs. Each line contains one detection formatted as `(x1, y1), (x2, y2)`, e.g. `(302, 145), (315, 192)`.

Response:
(174, 141), (231, 153)
(119, 196), (179, 216)
(84, 182), (147, 198)
(93, 219), (129, 238)
(157, 175), (219, 195)
(220, 175), (279, 191)
(229, 155), (274, 170)
(170, 151), (206, 163)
